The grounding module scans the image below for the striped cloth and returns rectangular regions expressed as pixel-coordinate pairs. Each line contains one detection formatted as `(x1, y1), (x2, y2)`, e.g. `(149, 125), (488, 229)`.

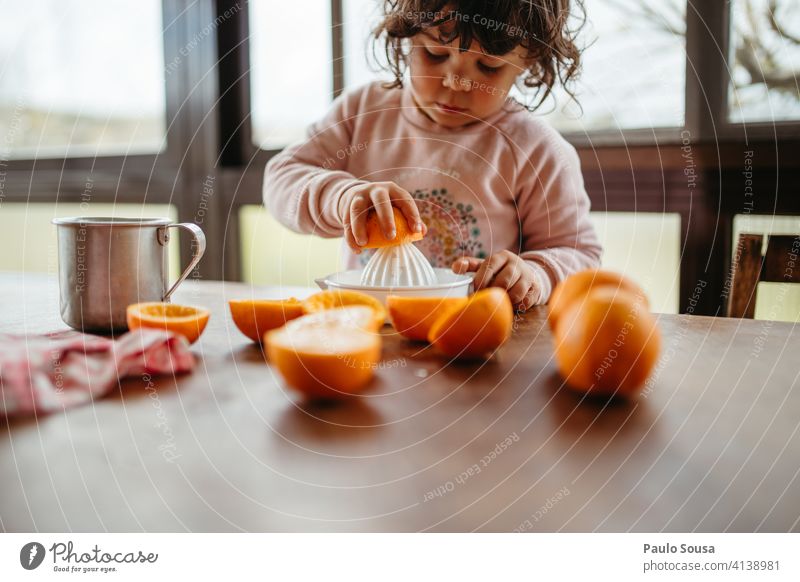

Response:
(0, 328), (195, 416)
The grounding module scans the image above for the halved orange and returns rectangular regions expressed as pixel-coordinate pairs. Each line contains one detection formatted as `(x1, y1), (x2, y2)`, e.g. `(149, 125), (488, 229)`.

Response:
(548, 269), (648, 331)
(228, 298), (305, 342)
(126, 302), (210, 344)
(363, 206), (424, 248)
(285, 305), (379, 332)
(386, 295), (468, 341)
(265, 306), (382, 399)
(428, 288), (513, 359)
(302, 289), (386, 330)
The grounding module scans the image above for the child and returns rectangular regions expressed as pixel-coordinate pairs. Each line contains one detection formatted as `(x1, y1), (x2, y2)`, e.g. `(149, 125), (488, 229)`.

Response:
(264, 0), (601, 311)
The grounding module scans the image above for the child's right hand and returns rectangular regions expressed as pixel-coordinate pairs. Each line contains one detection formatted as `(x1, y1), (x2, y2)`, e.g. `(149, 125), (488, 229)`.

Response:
(339, 181), (426, 253)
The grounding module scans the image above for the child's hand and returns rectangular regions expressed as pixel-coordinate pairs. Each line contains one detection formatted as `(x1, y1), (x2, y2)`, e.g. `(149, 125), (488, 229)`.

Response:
(339, 181), (426, 253)
(452, 251), (539, 311)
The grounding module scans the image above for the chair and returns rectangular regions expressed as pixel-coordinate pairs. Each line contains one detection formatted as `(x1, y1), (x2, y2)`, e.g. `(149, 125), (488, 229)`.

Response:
(727, 233), (800, 318)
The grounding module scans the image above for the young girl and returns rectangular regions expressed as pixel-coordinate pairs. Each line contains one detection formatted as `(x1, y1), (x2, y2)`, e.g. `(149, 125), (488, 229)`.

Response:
(264, 0), (601, 311)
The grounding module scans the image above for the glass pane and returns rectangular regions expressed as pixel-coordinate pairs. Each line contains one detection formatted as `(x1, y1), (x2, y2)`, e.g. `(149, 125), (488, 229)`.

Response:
(732, 214), (800, 322)
(728, 0), (800, 123)
(0, 203), (179, 279)
(0, 0), (166, 159)
(543, 0), (686, 131)
(249, 0), (333, 149)
(240, 205), (342, 287)
(590, 212), (681, 314)
(343, 0), (394, 90)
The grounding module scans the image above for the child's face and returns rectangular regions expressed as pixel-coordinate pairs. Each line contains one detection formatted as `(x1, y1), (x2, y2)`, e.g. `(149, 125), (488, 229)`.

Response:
(408, 28), (528, 128)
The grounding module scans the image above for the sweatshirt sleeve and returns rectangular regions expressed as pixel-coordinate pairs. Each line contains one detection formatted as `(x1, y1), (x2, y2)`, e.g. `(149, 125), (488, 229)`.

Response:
(515, 133), (603, 304)
(263, 87), (369, 238)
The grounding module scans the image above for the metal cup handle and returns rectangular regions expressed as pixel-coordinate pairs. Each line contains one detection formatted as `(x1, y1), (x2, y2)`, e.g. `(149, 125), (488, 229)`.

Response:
(159, 223), (206, 302)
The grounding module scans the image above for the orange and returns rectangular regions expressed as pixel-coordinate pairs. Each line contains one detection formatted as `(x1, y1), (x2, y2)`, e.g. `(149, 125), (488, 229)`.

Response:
(228, 298), (305, 342)
(363, 206), (424, 248)
(386, 295), (467, 341)
(126, 302), (210, 344)
(553, 287), (660, 398)
(265, 306), (382, 399)
(428, 288), (513, 359)
(548, 269), (648, 331)
(283, 305), (379, 332)
(302, 289), (386, 329)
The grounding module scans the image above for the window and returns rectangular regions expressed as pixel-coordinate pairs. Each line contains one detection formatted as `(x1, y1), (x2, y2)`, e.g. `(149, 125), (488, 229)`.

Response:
(239, 205), (342, 286)
(246, 0), (800, 152)
(728, 0), (800, 123)
(249, 0), (395, 150)
(343, 0), (393, 90)
(249, 0), (333, 149)
(590, 212), (681, 314)
(251, 0), (688, 149)
(543, 0), (686, 132)
(0, 0), (167, 159)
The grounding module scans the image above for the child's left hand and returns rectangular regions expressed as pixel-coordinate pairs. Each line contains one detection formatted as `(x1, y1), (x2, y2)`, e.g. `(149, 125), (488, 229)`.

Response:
(452, 251), (539, 311)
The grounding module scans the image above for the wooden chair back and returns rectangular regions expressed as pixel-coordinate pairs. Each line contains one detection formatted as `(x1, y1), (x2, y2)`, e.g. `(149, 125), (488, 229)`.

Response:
(727, 234), (800, 318)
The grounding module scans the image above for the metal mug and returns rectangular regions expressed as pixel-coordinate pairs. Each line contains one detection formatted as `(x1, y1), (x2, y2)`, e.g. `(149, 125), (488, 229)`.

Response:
(52, 217), (206, 333)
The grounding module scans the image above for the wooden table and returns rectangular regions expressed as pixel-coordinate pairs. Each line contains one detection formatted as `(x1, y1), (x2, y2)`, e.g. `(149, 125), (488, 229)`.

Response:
(1, 272), (799, 532)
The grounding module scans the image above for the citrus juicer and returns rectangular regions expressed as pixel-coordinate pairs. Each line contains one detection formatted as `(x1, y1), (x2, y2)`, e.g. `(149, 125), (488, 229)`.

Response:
(359, 242), (438, 287)
(314, 210), (474, 308)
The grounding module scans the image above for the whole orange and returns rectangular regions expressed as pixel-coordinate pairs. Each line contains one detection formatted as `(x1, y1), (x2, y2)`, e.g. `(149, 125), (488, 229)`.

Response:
(553, 287), (660, 397)
(548, 269), (648, 331)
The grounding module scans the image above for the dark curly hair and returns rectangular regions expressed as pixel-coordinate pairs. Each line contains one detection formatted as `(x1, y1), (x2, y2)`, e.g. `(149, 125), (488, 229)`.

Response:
(372, 0), (585, 112)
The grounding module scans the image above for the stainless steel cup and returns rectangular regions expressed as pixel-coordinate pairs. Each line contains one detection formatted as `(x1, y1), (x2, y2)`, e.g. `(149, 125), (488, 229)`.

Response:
(52, 217), (206, 333)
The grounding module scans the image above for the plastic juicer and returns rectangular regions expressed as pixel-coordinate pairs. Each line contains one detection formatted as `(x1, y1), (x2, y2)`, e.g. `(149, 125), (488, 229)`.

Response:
(315, 242), (473, 306)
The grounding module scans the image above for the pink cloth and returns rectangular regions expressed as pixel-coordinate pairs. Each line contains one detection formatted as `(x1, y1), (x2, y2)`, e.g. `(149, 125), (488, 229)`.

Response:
(0, 328), (195, 417)
(264, 81), (602, 304)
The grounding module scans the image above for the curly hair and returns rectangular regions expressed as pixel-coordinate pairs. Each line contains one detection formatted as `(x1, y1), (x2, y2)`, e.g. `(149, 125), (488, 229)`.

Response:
(372, 0), (585, 112)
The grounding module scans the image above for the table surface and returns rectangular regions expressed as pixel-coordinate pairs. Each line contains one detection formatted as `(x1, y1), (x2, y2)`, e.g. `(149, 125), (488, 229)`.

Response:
(1, 272), (799, 533)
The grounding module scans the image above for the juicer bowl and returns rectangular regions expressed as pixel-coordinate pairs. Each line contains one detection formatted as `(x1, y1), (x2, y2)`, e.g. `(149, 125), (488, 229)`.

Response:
(314, 268), (473, 307)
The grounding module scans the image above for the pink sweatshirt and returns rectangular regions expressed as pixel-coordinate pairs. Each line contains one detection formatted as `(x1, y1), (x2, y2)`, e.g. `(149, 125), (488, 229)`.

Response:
(263, 81), (602, 303)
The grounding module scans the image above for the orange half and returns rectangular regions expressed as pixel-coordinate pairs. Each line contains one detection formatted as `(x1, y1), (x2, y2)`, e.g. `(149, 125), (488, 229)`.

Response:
(386, 295), (468, 341)
(302, 289), (386, 330)
(428, 288), (513, 359)
(126, 302), (210, 344)
(265, 306), (382, 399)
(228, 298), (305, 342)
(363, 206), (424, 249)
